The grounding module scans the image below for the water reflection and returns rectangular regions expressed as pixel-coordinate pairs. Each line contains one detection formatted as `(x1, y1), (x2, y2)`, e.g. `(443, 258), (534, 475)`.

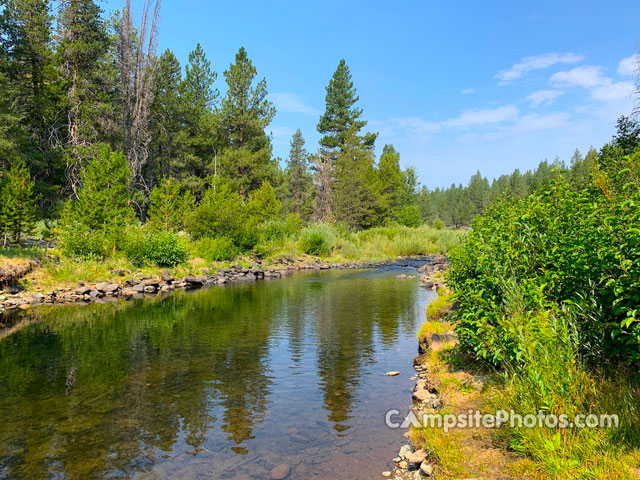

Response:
(0, 268), (433, 479)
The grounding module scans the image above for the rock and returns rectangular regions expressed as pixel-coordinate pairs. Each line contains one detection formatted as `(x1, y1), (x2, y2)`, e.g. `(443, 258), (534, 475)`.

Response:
(412, 389), (438, 403)
(144, 285), (157, 293)
(420, 462), (433, 476)
(216, 276), (228, 284)
(131, 283), (145, 293)
(382, 472), (392, 478)
(399, 444), (413, 459)
(405, 449), (427, 464)
(18, 303), (30, 310)
(75, 286), (91, 295)
(160, 270), (174, 282)
(386, 371), (400, 376)
(269, 463), (291, 480)
(399, 460), (408, 469)
(184, 275), (206, 286)
(29, 292), (45, 303)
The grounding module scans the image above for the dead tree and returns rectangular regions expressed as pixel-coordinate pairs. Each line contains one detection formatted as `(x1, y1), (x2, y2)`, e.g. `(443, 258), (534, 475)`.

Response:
(310, 150), (333, 223)
(116, 0), (161, 185)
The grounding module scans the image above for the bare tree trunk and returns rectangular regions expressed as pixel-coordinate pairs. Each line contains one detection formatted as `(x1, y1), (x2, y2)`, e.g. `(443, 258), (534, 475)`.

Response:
(117, 0), (161, 186)
(311, 151), (333, 223)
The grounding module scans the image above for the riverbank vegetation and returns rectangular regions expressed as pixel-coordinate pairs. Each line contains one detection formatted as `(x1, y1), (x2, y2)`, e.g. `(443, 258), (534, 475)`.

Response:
(413, 117), (640, 478)
(0, 0), (468, 289)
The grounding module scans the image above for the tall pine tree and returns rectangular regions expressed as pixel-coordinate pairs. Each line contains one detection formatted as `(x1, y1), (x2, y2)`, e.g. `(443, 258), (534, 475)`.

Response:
(219, 47), (277, 195)
(317, 59), (376, 152)
(284, 129), (313, 219)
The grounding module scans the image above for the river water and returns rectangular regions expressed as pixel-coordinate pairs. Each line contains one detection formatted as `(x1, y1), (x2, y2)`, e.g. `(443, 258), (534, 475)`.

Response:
(0, 266), (435, 479)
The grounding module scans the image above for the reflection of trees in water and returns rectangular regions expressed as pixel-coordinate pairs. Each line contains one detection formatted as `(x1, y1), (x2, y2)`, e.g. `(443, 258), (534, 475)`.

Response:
(0, 270), (420, 479)
(0, 284), (279, 478)
(313, 273), (419, 430)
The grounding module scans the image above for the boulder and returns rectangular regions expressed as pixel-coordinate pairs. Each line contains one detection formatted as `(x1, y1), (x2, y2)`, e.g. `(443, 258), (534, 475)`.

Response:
(160, 270), (174, 283)
(75, 286), (91, 295)
(269, 463), (291, 480)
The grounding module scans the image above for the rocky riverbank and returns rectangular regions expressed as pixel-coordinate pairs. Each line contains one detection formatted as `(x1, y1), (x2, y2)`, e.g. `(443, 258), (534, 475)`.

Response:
(0, 255), (444, 314)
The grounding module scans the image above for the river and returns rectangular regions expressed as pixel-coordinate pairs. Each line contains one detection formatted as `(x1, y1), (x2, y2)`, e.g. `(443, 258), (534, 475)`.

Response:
(0, 265), (435, 479)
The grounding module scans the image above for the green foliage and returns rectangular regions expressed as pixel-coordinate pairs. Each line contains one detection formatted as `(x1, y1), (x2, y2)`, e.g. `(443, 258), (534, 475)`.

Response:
(192, 236), (237, 262)
(299, 224), (334, 256)
(317, 59), (376, 150)
(57, 145), (133, 258)
(146, 177), (193, 232)
(397, 204), (422, 227)
(432, 218), (444, 230)
(284, 129), (313, 219)
(0, 158), (38, 244)
(332, 128), (383, 229)
(124, 227), (187, 267)
(247, 181), (281, 222)
(448, 151), (640, 364)
(186, 183), (259, 251)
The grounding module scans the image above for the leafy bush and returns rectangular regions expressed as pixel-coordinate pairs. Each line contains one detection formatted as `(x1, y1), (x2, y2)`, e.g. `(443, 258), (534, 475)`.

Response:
(192, 237), (237, 262)
(448, 173), (640, 364)
(124, 229), (187, 267)
(260, 214), (302, 243)
(397, 204), (422, 227)
(432, 218), (445, 230)
(299, 224), (334, 256)
(59, 223), (112, 259)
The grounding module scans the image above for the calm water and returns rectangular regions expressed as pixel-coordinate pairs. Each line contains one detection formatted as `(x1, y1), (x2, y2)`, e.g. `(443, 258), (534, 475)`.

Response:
(0, 267), (435, 479)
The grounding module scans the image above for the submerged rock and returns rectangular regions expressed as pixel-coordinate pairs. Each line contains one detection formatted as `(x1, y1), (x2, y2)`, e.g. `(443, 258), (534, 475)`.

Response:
(269, 463), (291, 479)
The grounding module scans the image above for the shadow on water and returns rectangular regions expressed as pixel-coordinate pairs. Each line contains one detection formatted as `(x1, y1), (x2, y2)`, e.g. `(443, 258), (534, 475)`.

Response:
(0, 267), (436, 479)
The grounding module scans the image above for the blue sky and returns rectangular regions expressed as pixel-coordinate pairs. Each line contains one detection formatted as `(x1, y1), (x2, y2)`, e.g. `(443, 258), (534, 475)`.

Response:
(112, 0), (640, 189)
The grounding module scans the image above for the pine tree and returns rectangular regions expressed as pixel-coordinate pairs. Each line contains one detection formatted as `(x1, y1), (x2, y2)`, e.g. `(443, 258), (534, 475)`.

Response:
(285, 129), (313, 219)
(57, 0), (112, 194)
(220, 47), (274, 150)
(175, 44), (219, 195)
(219, 47), (277, 195)
(331, 127), (382, 229)
(317, 59), (376, 152)
(0, 158), (38, 245)
(181, 43), (218, 124)
(146, 177), (186, 232)
(58, 144), (133, 255)
(467, 170), (490, 215)
(377, 144), (403, 218)
(0, 0), (63, 205)
(147, 49), (183, 182)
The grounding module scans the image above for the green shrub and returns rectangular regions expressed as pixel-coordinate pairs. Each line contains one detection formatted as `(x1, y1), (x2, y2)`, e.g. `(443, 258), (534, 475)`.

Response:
(58, 223), (110, 260)
(260, 214), (302, 242)
(397, 204), (422, 227)
(299, 224), (334, 256)
(124, 229), (187, 267)
(432, 218), (445, 230)
(448, 174), (640, 364)
(193, 237), (238, 262)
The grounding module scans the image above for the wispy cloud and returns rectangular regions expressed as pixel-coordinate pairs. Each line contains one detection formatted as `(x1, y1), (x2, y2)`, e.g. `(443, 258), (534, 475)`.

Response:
(618, 55), (639, 76)
(373, 117), (441, 141)
(526, 89), (564, 107)
(443, 105), (519, 127)
(550, 64), (634, 101)
(510, 112), (570, 131)
(496, 52), (584, 85)
(269, 92), (319, 116)
(461, 88), (475, 95)
(268, 126), (296, 144)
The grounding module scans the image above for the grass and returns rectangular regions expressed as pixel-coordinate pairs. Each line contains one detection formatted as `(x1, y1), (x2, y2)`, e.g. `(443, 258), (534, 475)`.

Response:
(414, 293), (640, 479)
(425, 291), (453, 321)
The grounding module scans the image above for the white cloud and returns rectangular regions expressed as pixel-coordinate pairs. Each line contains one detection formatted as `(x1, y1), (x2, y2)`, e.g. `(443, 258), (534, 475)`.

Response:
(269, 92), (319, 116)
(550, 65), (634, 101)
(617, 55), (639, 76)
(461, 88), (475, 95)
(549, 65), (604, 88)
(526, 89), (564, 107)
(496, 52), (584, 85)
(443, 105), (519, 127)
(510, 112), (570, 131)
(374, 117), (441, 141)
